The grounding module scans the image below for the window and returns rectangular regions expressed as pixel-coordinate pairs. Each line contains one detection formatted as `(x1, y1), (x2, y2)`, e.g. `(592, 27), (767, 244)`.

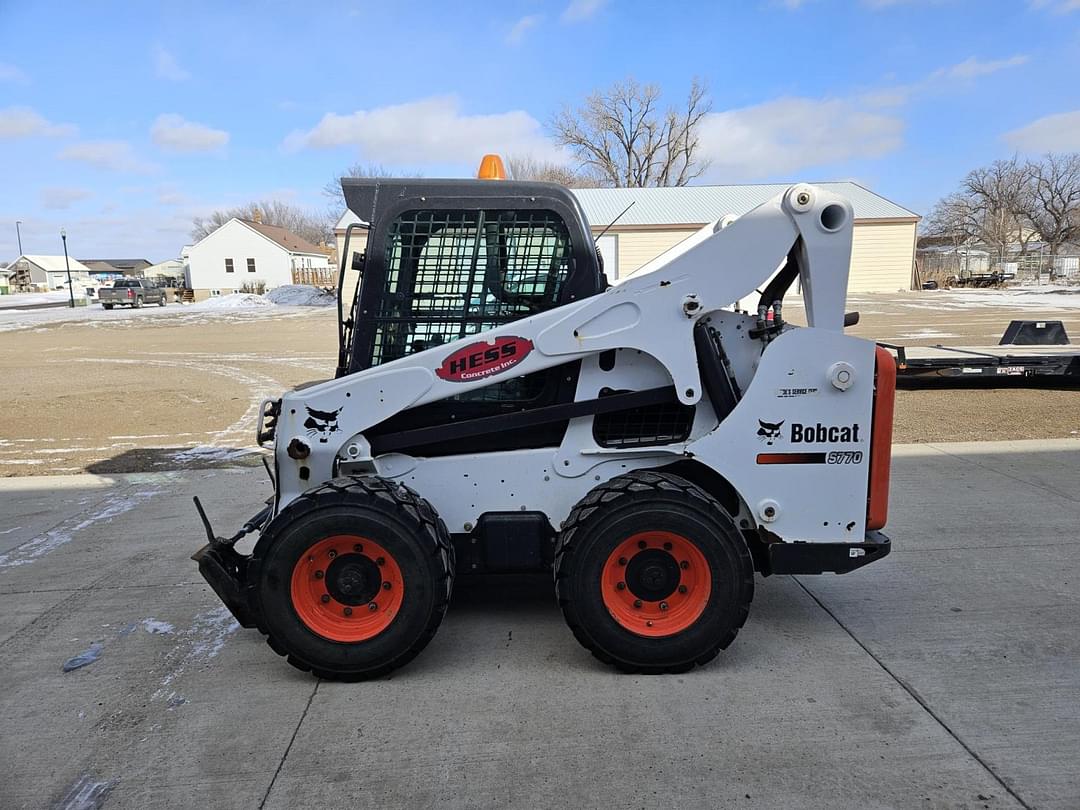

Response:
(372, 209), (571, 367)
(210, 289), (221, 297)
(247, 258), (256, 273)
(224, 259), (234, 273)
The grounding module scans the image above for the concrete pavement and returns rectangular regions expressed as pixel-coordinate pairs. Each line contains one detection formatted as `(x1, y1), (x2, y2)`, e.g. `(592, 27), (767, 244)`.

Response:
(1, 439), (1078, 809)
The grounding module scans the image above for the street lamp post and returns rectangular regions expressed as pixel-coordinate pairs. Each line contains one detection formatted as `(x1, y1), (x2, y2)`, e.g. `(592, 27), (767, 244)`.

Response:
(15, 220), (22, 255)
(60, 228), (75, 308)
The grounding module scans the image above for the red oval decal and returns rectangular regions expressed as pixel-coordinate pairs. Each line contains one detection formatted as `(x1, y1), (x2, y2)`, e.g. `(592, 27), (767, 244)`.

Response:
(435, 336), (534, 382)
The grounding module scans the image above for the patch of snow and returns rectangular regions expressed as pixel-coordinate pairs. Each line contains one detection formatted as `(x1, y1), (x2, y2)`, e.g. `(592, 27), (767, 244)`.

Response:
(54, 773), (116, 810)
(264, 284), (336, 307)
(141, 619), (175, 635)
(154, 606), (240, 697)
(0, 488), (160, 569)
(899, 329), (959, 339)
(170, 445), (258, 463)
(191, 293), (273, 310)
(0, 291), (90, 309)
(191, 605), (241, 658)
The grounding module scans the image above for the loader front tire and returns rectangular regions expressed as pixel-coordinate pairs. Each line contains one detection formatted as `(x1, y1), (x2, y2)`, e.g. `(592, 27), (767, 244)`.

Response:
(249, 477), (454, 680)
(555, 470), (753, 674)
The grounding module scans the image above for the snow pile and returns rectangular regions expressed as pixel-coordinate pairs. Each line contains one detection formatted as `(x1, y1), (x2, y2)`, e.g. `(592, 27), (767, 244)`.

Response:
(264, 284), (336, 307)
(0, 291), (84, 309)
(949, 287), (1080, 310)
(195, 293), (273, 310)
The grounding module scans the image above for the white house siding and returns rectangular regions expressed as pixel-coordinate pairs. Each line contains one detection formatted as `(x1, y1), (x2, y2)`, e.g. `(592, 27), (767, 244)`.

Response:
(185, 221), (321, 292)
(847, 220), (916, 293)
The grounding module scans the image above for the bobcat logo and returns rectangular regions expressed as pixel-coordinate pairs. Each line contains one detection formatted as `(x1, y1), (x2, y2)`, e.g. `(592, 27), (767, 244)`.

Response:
(304, 406), (342, 444)
(757, 419), (784, 445)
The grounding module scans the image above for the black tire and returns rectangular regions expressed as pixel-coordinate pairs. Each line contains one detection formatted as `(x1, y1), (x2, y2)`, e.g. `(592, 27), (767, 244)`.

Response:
(133, 297), (142, 308)
(248, 476), (454, 680)
(554, 470), (754, 674)
(158, 296), (166, 307)
(102, 303), (114, 310)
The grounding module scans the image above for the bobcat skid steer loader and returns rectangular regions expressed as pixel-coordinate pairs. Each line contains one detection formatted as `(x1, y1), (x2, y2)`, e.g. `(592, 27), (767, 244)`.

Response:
(193, 157), (896, 680)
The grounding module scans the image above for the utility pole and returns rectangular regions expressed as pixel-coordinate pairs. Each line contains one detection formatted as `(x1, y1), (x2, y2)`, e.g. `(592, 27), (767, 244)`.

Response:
(61, 228), (75, 308)
(15, 220), (23, 255)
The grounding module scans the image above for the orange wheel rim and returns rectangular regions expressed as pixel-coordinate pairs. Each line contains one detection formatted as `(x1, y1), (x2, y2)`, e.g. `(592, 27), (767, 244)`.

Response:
(290, 534), (404, 642)
(600, 530), (711, 638)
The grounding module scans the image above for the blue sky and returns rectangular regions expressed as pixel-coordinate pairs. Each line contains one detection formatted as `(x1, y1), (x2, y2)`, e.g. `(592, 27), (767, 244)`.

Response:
(2, 0), (1079, 261)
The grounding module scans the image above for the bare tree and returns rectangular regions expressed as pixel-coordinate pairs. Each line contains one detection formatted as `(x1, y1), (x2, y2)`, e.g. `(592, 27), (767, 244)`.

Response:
(505, 154), (600, 187)
(322, 163), (423, 214)
(1024, 153), (1080, 272)
(191, 200), (333, 246)
(550, 77), (711, 187)
(961, 158), (1032, 263)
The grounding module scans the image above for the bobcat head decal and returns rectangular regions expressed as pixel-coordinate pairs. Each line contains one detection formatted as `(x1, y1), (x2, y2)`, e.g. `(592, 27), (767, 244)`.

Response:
(304, 406), (342, 444)
(757, 419), (784, 445)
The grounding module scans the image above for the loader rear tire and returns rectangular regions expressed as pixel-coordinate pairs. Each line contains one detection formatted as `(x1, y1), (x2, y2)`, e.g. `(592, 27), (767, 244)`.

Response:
(248, 476), (454, 680)
(554, 470), (753, 674)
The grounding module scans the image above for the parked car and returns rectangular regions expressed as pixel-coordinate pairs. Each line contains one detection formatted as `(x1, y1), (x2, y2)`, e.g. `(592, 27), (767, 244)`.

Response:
(99, 278), (166, 309)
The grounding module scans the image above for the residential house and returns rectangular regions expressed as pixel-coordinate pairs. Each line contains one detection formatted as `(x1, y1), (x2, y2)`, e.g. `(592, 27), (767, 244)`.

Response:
(183, 218), (331, 300)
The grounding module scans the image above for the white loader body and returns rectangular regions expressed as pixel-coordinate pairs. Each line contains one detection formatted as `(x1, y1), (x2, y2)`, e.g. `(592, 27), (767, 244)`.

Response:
(271, 183), (887, 548)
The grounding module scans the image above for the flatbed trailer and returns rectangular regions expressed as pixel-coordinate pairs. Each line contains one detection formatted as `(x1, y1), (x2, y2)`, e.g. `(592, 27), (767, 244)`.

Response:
(883, 343), (1080, 383)
(880, 318), (1080, 384)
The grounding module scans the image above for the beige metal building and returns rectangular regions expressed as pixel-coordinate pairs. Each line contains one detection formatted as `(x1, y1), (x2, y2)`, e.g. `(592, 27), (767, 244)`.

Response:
(333, 182), (919, 295)
(574, 183), (920, 293)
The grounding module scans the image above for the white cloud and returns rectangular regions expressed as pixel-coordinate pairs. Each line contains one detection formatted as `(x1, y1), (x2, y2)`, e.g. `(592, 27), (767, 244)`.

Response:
(150, 114), (229, 153)
(1029, 0), (1080, 13)
(860, 53), (1028, 109)
(698, 97), (904, 181)
(58, 140), (158, 173)
(1004, 110), (1080, 152)
(40, 187), (93, 210)
(0, 106), (77, 139)
(284, 95), (558, 164)
(933, 54), (1028, 80)
(154, 45), (190, 81)
(0, 62), (27, 83)
(561, 0), (606, 22)
(507, 14), (542, 44)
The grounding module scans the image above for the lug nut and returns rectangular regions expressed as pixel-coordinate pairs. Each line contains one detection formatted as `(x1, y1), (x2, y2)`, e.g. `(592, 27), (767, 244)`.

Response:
(382, 581), (392, 590)
(659, 601), (669, 611)
(328, 549), (337, 559)
(663, 541), (672, 550)
(680, 560), (689, 570)
(314, 569), (324, 579)
(637, 540), (647, 550)
(353, 543), (363, 553)
(616, 582), (626, 591)
(376, 557), (386, 566)
(646, 621), (654, 627)
(368, 602), (378, 612)
(678, 585), (688, 594)
(320, 594), (330, 604)
(633, 599), (642, 608)
(343, 607), (353, 616)
(618, 556), (627, 566)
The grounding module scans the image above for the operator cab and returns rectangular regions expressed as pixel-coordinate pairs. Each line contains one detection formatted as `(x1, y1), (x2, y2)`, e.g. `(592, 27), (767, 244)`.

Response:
(334, 161), (607, 454)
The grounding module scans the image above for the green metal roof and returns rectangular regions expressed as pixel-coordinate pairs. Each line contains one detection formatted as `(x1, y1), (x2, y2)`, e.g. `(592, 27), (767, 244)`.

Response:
(571, 182), (919, 229)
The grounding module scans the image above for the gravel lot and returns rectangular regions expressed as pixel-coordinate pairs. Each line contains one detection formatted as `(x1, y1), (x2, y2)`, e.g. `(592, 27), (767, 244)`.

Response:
(1, 288), (1077, 477)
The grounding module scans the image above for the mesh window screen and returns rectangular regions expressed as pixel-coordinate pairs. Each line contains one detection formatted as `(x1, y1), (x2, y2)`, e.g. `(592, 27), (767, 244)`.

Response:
(371, 209), (573, 401)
